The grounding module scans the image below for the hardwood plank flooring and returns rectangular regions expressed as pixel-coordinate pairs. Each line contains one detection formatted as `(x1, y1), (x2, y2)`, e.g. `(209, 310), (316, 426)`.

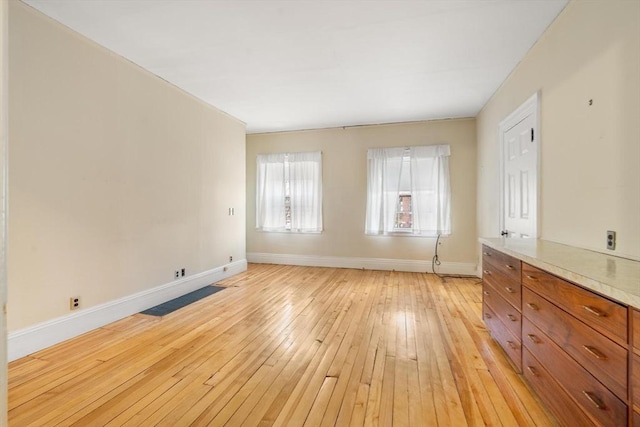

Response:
(8, 264), (555, 426)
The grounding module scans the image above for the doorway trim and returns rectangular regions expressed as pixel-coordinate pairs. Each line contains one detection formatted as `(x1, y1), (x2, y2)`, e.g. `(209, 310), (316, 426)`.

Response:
(498, 91), (540, 238)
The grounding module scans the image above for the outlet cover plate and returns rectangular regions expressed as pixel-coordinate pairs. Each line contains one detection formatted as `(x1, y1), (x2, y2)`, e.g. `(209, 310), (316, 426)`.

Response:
(606, 230), (616, 250)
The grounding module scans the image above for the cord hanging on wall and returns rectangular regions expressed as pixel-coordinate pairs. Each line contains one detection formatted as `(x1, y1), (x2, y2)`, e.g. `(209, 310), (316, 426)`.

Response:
(431, 234), (481, 283)
(432, 234), (445, 281)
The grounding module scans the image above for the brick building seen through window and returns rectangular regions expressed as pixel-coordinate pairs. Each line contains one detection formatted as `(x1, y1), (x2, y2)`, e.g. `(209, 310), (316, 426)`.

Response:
(395, 193), (412, 229)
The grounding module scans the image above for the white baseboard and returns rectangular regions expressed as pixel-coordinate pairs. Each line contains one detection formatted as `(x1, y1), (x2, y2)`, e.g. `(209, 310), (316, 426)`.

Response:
(247, 252), (477, 276)
(8, 260), (247, 362)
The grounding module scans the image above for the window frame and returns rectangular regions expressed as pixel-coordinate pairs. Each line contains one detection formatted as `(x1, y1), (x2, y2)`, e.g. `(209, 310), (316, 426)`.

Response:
(365, 144), (451, 237)
(256, 151), (323, 234)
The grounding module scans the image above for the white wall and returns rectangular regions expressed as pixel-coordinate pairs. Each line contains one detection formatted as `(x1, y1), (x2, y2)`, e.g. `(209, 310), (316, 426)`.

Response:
(477, 0), (640, 260)
(247, 119), (477, 274)
(8, 1), (246, 332)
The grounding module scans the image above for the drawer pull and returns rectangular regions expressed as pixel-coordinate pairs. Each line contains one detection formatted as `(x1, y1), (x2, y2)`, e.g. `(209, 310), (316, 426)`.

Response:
(582, 305), (607, 317)
(483, 291), (490, 296)
(507, 314), (517, 322)
(526, 302), (539, 311)
(485, 313), (492, 319)
(505, 264), (515, 270)
(583, 345), (607, 360)
(504, 287), (515, 294)
(527, 334), (540, 344)
(525, 275), (537, 280)
(483, 270), (491, 275)
(483, 252), (491, 256)
(582, 391), (607, 410)
(526, 366), (539, 376)
(506, 340), (517, 350)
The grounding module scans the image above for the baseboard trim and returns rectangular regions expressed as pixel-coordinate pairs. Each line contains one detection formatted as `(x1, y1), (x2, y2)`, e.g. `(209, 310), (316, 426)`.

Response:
(8, 260), (247, 362)
(247, 252), (477, 276)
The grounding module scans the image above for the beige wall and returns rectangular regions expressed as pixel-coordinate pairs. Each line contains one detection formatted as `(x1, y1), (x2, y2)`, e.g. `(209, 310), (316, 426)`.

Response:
(477, 0), (640, 260)
(1, 0), (7, 422)
(8, 1), (246, 331)
(247, 119), (477, 267)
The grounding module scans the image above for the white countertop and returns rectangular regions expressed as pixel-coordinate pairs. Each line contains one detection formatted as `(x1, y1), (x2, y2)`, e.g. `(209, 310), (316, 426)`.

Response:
(479, 238), (640, 309)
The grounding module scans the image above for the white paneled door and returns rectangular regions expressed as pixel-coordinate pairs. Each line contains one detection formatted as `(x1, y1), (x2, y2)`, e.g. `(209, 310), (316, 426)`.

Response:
(500, 93), (539, 239)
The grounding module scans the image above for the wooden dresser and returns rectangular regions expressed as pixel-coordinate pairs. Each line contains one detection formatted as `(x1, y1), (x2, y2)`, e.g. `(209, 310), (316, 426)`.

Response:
(482, 245), (523, 372)
(480, 239), (640, 427)
(633, 309), (640, 426)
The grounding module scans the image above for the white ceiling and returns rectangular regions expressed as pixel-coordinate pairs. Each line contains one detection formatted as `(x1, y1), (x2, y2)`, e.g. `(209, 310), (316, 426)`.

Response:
(23, 0), (568, 134)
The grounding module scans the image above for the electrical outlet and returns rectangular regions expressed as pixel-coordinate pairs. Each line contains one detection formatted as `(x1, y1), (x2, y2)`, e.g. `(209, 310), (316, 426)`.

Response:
(181, 268), (186, 277)
(70, 296), (80, 310)
(606, 230), (616, 250)
(229, 255), (233, 262)
(175, 270), (180, 279)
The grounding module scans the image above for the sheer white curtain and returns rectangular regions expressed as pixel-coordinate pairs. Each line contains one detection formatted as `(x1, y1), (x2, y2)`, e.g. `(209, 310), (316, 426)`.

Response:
(365, 147), (405, 234)
(256, 153), (286, 231)
(365, 144), (451, 236)
(289, 151), (323, 232)
(256, 151), (323, 233)
(410, 145), (451, 236)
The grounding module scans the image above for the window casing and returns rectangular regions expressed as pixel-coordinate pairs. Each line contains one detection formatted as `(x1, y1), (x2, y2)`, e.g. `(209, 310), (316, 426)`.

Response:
(256, 151), (323, 233)
(365, 145), (451, 236)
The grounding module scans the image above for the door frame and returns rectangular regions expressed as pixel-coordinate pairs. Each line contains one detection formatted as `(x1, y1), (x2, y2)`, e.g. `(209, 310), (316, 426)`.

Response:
(498, 91), (540, 238)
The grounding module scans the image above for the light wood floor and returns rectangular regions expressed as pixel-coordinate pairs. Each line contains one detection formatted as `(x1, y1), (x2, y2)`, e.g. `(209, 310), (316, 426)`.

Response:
(9, 264), (555, 426)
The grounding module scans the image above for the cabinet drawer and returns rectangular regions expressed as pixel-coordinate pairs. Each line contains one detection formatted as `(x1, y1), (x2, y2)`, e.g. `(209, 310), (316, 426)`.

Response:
(634, 309), (640, 352)
(483, 282), (521, 339)
(522, 263), (627, 344)
(482, 245), (521, 284)
(482, 260), (521, 310)
(635, 410), (640, 427)
(522, 319), (627, 427)
(523, 348), (596, 427)
(483, 302), (522, 372)
(522, 288), (627, 401)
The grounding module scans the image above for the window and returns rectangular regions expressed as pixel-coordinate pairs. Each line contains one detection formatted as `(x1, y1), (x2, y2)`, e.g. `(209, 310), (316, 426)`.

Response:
(256, 151), (322, 233)
(396, 193), (412, 229)
(365, 145), (451, 236)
